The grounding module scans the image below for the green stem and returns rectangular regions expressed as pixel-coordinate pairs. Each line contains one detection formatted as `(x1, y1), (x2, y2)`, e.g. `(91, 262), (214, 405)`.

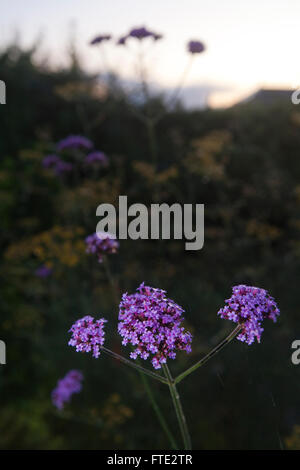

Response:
(139, 370), (178, 450)
(162, 364), (192, 450)
(167, 55), (194, 109)
(146, 117), (161, 204)
(146, 118), (158, 168)
(101, 347), (168, 385)
(138, 42), (150, 103)
(175, 325), (242, 385)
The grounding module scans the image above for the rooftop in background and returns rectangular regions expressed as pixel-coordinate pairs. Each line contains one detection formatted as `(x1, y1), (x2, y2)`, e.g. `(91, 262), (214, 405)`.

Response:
(166, 86), (295, 110)
(235, 88), (294, 107)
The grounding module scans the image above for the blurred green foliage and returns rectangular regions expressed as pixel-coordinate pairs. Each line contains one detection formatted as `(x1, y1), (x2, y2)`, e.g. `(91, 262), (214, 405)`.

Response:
(0, 43), (299, 450)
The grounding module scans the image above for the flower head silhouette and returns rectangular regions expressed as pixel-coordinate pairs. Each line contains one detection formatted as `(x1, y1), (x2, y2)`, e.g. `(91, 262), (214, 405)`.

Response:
(188, 40), (205, 54)
(90, 34), (111, 45)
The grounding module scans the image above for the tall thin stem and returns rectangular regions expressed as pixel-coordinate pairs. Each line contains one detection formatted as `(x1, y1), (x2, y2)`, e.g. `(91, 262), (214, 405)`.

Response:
(175, 325), (242, 384)
(139, 370), (178, 449)
(162, 363), (192, 450)
(137, 42), (150, 103)
(146, 118), (158, 168)
(166, 55), (194, 110)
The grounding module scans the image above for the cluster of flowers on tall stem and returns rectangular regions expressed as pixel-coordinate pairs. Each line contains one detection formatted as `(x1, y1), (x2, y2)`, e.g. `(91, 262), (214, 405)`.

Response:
(118, 283), (192, 369)
(42, 135), (108, 177)
(85, 232), (119, 263)
(64, 275), (280, 449)
(68, 316), (107, 358)
(52, 370), (83, 410)
(217, 284), (280, 345)
(89, 25), (205, 54)
(59, 265), (280, 450)
(35, 264), (52, 278)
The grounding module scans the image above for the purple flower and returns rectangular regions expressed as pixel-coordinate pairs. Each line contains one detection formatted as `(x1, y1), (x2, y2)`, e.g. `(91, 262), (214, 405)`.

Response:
(117, 34), (129, 46)
(56, 135), (93, 151)
(42, 154), (60, 168)
(69, 316), (107, 358)
(153, 33), (163, 41)
(54, 160), (73, 175)
(129, 26), (156, 40)
(117, 35), (129, 46)
(52, 370), (83, 410)
(90, 34), (111, 45)
(42, 153), (73, 176)
(188, 40), (205, 54)
(85, 232), (119, 263)
(118, 283), (192, 369)
(218, 285), (280, 345)
(35, 264), (52, 278)
(85, 151), (108, 166)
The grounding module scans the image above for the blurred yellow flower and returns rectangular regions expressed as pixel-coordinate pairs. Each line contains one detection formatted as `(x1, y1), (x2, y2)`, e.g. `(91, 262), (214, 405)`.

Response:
(133, 161), (178, 185)
(5, 225), (85, 268)
(246, 219), (281, 241)
(184, 130), (231, 179)
(285, 425), (300, 450)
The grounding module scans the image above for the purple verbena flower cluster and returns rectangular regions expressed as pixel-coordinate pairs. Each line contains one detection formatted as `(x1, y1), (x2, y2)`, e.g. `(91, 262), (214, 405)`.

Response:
(42, 154), (73, 175)
(218, 285), (280, 345)
(57, 135), (93, 151)
(69, 315), (107, 358)
(85, 232), (119, 263)
(85, 151), (108, 166)
(42, 154), (60, 168)
(90, 34), (111, 45)
(128, 26), (162, 41)
(118, 283), (192, 369)
(54, 160), (73, 175)
(42, 135), (108, 177)
(89, 26), (206, 56)
(52, 370), (83, 410)
(188, 40), (205, 54)
(117, 35), (128, 46)
(115, 26), (163, 45)
(35, 264), (52, 278)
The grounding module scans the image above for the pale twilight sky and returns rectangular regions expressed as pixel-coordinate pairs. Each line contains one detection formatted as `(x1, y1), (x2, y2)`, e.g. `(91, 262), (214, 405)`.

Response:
(1, 0), (299, 106)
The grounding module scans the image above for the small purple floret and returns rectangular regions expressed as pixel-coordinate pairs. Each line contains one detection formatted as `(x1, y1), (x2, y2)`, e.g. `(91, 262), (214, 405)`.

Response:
(54, 160), (73, 175)
(85, 232), (119, 263)
(128, 26), (162, 41)
(56, 135), (93, 151)
(85, 151), (108, 166)
(129, 26), (153, 40)
(69, 316), (107, 358)
(42, 155), (60, 168)
(218, 285), (280, 345)
(153, 33), (163, 41)
(117, 35), (128, 45)
(52, 370), (83, 410)
(118, 283), (192, 369)
(35, 265), (52, 278)
(188, 40), (205, 54)
(90, 34), (111, 45)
